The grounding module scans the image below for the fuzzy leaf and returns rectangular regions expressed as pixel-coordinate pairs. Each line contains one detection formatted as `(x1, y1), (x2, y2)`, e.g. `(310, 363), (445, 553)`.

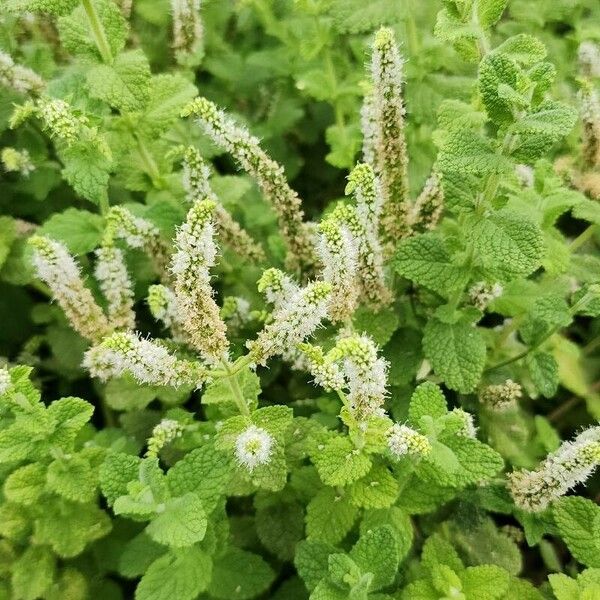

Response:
(423, 319), (487, 393)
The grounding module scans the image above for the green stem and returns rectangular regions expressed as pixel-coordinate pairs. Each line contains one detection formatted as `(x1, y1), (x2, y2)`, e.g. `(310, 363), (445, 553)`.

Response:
(82, 0), (113, 64)
(135, 134), (163, 189)
(570, 223), (597, 252)
(220, 359), (250, 416)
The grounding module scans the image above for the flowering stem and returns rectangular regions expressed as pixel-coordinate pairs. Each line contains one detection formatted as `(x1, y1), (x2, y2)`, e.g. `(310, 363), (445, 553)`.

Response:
(82, 0), (113, 64)
(220, 359), (250, 416)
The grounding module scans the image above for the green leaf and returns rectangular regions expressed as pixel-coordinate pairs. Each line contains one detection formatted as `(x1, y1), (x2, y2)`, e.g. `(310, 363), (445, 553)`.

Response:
(476, 0), (509, 29)
(11, 545), (55, 600)
(438, 129), (511, 174)
(99, 451), (141, 506)
(423, 319), (487, 393)
(58, 0), (128, 60)
(553, 497), (600, 567)
(0, 217), (17, 270)
(5, 0), (79, 16)
(119, 532), (166, 578)
(478, 53), (519, 125)
(86, 49), (151, 111)
(306, 486), (358, 545)
(135, 547), (212, 600)
(145, 493), (207, 548)
(256, 501), (305, 561)
(208, 547), (275, 600)
(408, 381), (448, 426)
(495, 34), (547, 66)
(295, 539), (337, 592)
(38, 208), (104, 255)
(395, 233), (469, 298)
(461, 564), (510, 599)
(61, 144), (111, 206)
(202, 367), (260, 412)
(526, 352), (559, 398)
(385, 328), (422, 386)
(142, 74), (197, 133)
(33, 497), (111, 557)
(469, 211), (543, 278)
(353, 306), (400, 346)
(351, 525), (400, 591)
(46, 454), (97, 503)
(312, 435), (372, 486)
(349, 464), (399, 509)
(166, 442), (231, 513)
(3, 463), (46, 506)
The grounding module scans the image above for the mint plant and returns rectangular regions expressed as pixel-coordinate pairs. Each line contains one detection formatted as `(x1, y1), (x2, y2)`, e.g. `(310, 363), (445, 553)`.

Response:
(1, 0), (600, 599)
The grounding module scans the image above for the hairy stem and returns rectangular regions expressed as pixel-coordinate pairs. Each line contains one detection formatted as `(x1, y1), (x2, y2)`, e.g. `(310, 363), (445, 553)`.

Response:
(82, 0), (113, 64)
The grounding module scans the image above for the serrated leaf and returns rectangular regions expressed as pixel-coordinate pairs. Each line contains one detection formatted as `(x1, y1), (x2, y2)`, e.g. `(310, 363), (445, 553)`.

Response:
(135, 546), (212, 600)
(38, 208), (104, 255)
(408, 381), (448, 426)
(166, 442), (231, 513)
(306, 486), (357, 545)
(351, 525), (399, 591)
(146, 493), (207, 548)
(469, 211), (543, 278)
(349, 464), (399, 509)
(438, 129), (512, 174)
(423, 319), (487, 393)
(312, 435), (372, 486)
(86, 49), (151, 111)
(208, 547), (275, 600)
(553, 497), (600, 567)
(477, 0), (509, 30)
(295, 539), (337, 592)
(526, 352), (558, 398)
(395, 233), (469, 298)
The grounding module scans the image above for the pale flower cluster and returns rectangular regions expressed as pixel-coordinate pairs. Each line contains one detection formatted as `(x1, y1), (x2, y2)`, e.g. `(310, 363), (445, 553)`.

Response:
(235, 425), (274, 471)
(0, 51), (44, 95)
(367, 27), (410, 243)
(29, 236), (111, 343)
(508, 426), (600, 512)
(480, 379), (522, 412)
(469, 281), (503, 311)
(146, 419), (184, 457)
(83, 332), (205, 388)
(171, 199), (229, 361)
(1, 147), (35, 176)
(387, 424), (431, 458)
(248, 281), (331, 365)
(171, 0), (203, 56)
(0, 367), (11, 396)
(94, 245), (136, 331)
(182, 146), (264, 262)
(182, 97), (316, 270)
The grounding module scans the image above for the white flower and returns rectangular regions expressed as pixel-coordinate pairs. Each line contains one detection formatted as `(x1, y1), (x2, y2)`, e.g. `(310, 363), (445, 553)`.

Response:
(328, 335), (388, 420)
(300, 343), (346, 391)
(146, 419), (183, 457)
(317, 218), (359, 322)
(368, 27), (410, 243)
(451, 408), (477, 438)
(257, 268), (300, 309)
(94, 245), (135, 331)
(182, 97), (316, 271)
(105, 206), (160, 250)
(408, 170), (444, 233)
(579, 84), (600, 169)
(508, 426), (600, 512)
(0, 367), (11, 396)
(235, 425), (273, 470)
(29, 236), (110, 342)
(171, 0), (203, 56)
(469, 281), (503, 311)
(480, 379), (522, 412)
(388, 424), (431, 458)
(579, 41), (600, 78)
(83, 332), (206, 388)
(247, 281), (331, 365)
(1, 148), (35, 176)
(171, 199), (229, 361)
(0, 51), (44, 95)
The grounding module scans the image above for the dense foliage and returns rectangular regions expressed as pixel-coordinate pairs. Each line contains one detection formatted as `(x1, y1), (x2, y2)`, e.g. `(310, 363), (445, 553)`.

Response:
(1, 0), (600, 598)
